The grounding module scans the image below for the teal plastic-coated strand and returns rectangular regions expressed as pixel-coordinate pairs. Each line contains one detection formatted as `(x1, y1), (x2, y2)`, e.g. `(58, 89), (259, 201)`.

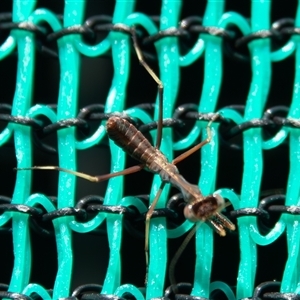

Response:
(23, 283), (52, 300)
(221, 79), (286, 245)
(282, 2), (300, 293)
(22, 194), (56, 299)
(192, 1), (224, 298)
(210, 281), (235, 300)
(174, 2), (225, 152)
(9, 0), (36, 294)
(0, 13), (17, 61)
(52, 1), (85, 298)
(74, 13), (158, 151)
(146, 1), (181, 298)
(237, 1), (271, 299)
(3, 1), (300, 300)
(249, 218), (285, 246)
(25, 188), (82, 298)
(102, 0), (135, 296)
(113, 196), (147, 299)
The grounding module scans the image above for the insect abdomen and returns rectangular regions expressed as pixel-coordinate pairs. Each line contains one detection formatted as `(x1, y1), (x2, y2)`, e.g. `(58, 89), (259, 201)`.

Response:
(106, 116), (157, 165)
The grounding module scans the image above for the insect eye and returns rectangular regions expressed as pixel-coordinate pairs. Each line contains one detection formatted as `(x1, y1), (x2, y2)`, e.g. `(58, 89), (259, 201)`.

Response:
(183, 204), (198, 222)
(213, 193), (225, 209)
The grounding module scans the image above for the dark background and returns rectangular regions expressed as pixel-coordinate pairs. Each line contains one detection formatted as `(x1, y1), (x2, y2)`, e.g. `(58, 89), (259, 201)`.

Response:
(0, 0), (295, 298)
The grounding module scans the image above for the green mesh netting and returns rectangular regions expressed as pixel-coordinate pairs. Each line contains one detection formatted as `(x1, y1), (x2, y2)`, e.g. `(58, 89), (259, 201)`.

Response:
(0, 1), (298, 299)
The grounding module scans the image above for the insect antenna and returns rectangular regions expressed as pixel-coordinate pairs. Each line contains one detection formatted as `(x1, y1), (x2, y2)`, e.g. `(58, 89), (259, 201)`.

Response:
(168, 223), (201, 293)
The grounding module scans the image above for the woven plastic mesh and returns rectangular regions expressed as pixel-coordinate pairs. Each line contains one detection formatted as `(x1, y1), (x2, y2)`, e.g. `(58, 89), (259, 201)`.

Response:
(0, 1), (298, 299)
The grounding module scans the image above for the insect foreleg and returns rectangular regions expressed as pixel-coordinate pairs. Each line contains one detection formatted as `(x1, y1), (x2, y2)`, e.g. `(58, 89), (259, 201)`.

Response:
(130, 29), (163, 150)
(172, 113), (220, 165)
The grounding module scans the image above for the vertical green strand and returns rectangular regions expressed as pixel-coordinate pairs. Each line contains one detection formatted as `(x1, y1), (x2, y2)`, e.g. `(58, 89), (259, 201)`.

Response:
(237, 1), (271, 298)
(10, 0), (36, 293)
(192, 1), (224, 298)
(102, 0), (135, 295)
(53, 1), (85, 298)
(281, 0), (300, 293)
(146, 0), (181, 299)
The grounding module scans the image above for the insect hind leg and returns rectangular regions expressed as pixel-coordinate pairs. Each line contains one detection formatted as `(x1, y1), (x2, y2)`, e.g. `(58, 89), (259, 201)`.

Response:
(16, 164), (144, 182)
